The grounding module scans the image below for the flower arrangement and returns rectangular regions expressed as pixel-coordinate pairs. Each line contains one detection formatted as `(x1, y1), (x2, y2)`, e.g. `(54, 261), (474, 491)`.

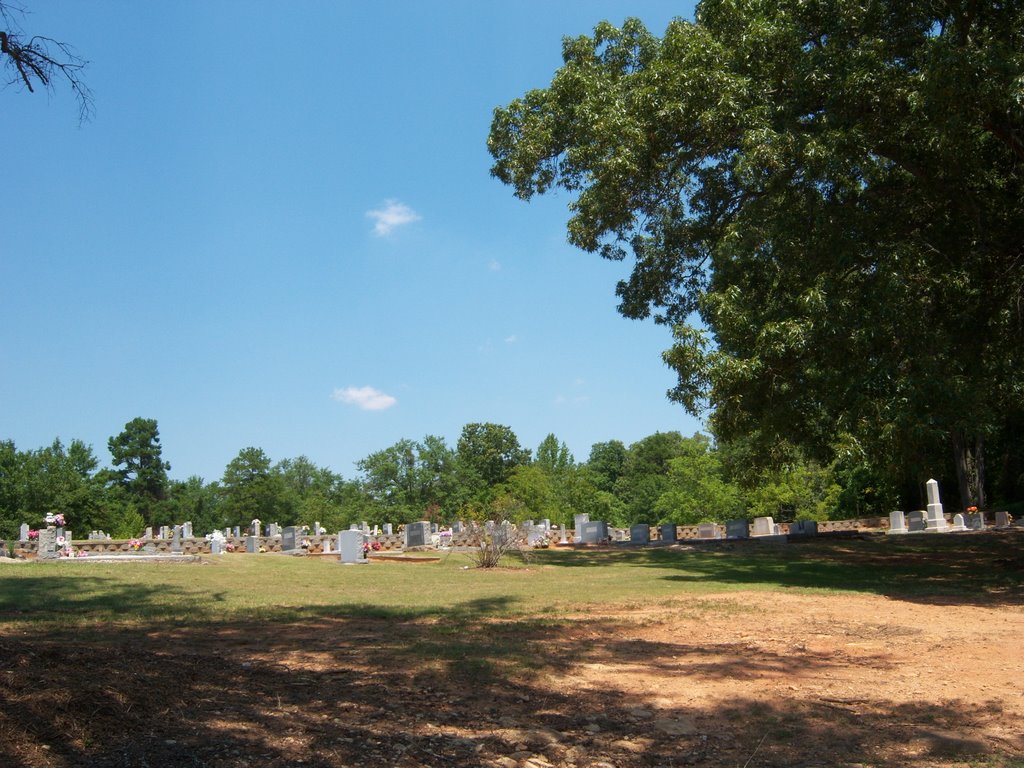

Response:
(128, 539), (144, 551)
(224, 542), (236, 552)
(27, 529), (39, 540)
(966, 505), (979, 513)
(44, 513), (66, 527)
(361, 540), (382, 556)
(76, 550), (89, 558)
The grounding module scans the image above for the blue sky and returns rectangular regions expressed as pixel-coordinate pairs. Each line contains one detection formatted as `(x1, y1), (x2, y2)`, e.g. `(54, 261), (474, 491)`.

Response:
(1, 1), (701, 482)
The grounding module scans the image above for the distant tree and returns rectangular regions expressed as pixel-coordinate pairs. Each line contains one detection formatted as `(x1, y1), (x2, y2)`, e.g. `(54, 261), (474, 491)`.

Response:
(0, 1), (91, 119)
(535, 434), (574, 474)
(220, 447), (288, 527)
(107, 418), (170, 526)
(653, 434), (743, 524)
(585, 441), (627, 494)
(455, 423), (531, 502)
(614, 432), (689, 523)
(166, 476), (223, 535)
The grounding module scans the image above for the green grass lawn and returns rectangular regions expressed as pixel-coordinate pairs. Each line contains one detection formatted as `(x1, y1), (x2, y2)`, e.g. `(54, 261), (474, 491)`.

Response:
(2, 531), (1020, 631)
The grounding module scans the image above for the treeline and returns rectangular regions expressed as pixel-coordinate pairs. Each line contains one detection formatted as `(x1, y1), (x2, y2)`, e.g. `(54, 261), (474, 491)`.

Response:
(0, 416), (1000, 541)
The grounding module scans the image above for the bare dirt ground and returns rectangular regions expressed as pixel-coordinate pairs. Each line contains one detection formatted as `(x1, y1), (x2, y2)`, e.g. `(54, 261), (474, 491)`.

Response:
(2, 535), (1022, 767)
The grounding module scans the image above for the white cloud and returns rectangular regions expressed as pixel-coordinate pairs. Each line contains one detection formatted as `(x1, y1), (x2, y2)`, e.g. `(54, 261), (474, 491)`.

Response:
(505, 334), (518, 344)
(331, 386), (397, 411)
(366, 200), (421, 236)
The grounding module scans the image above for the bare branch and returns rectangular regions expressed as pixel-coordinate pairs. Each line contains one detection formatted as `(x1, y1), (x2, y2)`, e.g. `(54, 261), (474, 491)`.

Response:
(1, 5), (92, 122)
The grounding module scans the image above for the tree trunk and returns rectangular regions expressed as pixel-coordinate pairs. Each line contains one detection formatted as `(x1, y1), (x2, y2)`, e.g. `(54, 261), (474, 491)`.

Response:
(952, 429), (972, 510)
(975, 435), (986, 509)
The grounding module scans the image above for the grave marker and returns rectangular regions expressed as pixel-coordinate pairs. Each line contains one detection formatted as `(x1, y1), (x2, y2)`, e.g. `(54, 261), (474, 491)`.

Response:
(281, 526), (299, 552)
(630, 524), (651, 545)
(659, 523), (677, 544)
(888, 510), (908, 535)
(925, 479), (948, 532)
(726, 519), (749, 539)
(338, 530), (365, 564)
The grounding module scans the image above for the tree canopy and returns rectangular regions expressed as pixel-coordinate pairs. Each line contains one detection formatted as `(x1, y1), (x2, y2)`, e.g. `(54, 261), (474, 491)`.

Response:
(488, 0), (1024, 509)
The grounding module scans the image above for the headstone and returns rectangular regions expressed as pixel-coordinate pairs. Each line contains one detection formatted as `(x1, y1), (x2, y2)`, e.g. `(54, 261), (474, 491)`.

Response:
(726, 519), (749, 539)
(888, 510), (908, 535)
(322, 538), (331, 554)
(233, 526), (241, 538)
(246, 536), (258, 554)
(660, 523), (677, 543)
(559, 526), (568, 544)
(159, 526), (170, 540)
(350, 524), (360, 531)
(19, 523), (29, 542)
(925, 479), (948, 532)
(145, 527), (153, 539)
(452, 521), (464, 534)
(697, 523), (720, 540)
(526, 525), (547, 546)
(907, 510), (927, 532)
(967, 512), (985, 531)
(383, 523), (393, 535)
(362, 521), (371, 534)
(573, 513), (590, 544)
(629, 524), (651, 545)
(251, 519), (262, 537)
(995, 510), (1012, 528)
(540, 519), (550, 530)
(789, 520), (818, 537)
(182, 522), (193, 539)
(281, 526), (299, 552)
(313, 521), (322, 535)
(430, 523), (438, 534)
(37, 527), (59, 560)
(171, 526), (182, 553)
(338, 530), (365, 564)
(266, 523), (279, 538)
(950, 513), (968, 532)
(405, 521), (430, 549)
(752, 517), (776, 537)
(210, 538), (224, 555)
(580, 520), (609, 544)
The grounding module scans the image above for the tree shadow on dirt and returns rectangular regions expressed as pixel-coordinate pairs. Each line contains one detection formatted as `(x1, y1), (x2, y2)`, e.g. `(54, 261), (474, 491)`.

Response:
(535, 529), (1024, 607)
(1, 597), (1021, 767)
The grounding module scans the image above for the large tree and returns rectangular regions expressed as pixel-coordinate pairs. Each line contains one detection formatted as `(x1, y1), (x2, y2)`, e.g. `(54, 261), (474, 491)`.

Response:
(489, 1), (1024, 510)
(107, 418), (171, 525)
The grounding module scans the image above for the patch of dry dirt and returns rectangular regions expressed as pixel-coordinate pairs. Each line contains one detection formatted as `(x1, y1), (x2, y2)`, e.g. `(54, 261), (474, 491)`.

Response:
(1, 543), (1022, 767)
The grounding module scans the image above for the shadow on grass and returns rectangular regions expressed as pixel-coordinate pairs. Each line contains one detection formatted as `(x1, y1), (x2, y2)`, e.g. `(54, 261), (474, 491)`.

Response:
(533, 529), (1024, 606)
(1, 598), (1020, 768)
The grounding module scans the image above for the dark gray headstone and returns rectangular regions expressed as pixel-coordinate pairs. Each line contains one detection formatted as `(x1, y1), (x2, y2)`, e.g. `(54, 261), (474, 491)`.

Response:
(629, 524), (650, 545)
(659, 523), (677, 543)
(907, 510), (927, 533)
(246, 536), (258, 554)
(281, 526), (299, 552)
(726, 519), (749, 539)
(789, 520), (818, 536)
(405, 521), (430, 548)
(171, 526), (182, 553)
(581, 521), (609, 544)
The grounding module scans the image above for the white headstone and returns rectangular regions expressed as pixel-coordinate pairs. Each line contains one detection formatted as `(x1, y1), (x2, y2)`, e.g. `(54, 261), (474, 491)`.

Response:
(752, 517), (776, 536)
(888, 510), (908, 534)
(925, 479), (948, 532)
(19, 523), (29, 542)
(573, 513), (590, 544)
(950, 513), (968, 532)
(338, 530), (365, 564)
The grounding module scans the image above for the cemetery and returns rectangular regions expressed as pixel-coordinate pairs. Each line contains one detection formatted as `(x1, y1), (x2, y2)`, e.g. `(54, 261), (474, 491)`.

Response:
(1, 499), (1022, 768)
